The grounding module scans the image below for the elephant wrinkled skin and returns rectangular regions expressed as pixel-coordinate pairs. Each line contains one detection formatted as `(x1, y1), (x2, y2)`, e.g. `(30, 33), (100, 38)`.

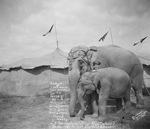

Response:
(77, 67), (132, 120)
(68, 45), (144, 117)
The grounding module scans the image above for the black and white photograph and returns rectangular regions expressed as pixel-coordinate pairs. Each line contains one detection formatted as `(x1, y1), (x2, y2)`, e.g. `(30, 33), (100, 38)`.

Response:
(0, 0), (150, 129)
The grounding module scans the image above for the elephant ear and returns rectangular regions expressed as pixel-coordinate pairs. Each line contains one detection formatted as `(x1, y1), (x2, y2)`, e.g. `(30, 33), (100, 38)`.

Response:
(86, 46), (98, 61)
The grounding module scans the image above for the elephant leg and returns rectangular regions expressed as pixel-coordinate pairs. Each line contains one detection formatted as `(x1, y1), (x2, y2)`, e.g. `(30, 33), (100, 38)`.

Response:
(123, 86), (131, 109)
(131, 65), (144, 107)
(135, 89), (144, 108)
(98, 84), (110, 122)
(77, 88), (85, 120)
(91, 91), (98, 118)
(116, 98), (123, 111)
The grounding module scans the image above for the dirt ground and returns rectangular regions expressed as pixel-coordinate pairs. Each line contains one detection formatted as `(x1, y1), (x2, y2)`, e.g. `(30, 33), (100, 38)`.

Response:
(0, 94), (150, 129)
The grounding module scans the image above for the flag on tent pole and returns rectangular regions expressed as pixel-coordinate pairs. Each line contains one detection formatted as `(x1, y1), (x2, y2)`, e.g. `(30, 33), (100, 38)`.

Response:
(133, 36), (148, 46)
(99, 31), (109, 42)
(43, 24), (54, 36)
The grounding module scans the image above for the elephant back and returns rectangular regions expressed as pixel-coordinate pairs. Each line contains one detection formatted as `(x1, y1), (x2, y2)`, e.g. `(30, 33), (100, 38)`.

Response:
(87, 45), (143, 71)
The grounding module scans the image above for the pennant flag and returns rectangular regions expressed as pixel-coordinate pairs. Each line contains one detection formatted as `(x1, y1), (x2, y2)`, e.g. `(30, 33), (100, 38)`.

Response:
(133, 36), (148, 46)
(43, 24), (54, 36)
(99, 31), (108, 42)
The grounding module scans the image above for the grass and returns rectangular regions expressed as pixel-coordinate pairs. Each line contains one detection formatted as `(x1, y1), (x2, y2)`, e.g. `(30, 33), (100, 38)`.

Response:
(0, 93), (150, 129)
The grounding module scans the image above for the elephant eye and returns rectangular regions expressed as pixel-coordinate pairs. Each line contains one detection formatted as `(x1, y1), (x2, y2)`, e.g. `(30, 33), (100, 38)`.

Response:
(78, 60), (84, 64)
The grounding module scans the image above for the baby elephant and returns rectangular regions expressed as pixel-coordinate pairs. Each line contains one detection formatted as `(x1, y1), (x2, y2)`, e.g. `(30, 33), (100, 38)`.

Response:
(77, 67), (131, 121)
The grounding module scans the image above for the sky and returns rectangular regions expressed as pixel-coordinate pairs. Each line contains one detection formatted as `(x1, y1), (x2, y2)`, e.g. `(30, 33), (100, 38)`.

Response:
(0, 0), (150, 65)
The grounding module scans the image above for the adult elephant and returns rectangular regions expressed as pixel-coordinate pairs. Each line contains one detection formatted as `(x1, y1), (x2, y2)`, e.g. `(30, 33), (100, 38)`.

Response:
(68, 45), (144, 117)
(87, 45), (144, 107)
(68, 45), (91, 117)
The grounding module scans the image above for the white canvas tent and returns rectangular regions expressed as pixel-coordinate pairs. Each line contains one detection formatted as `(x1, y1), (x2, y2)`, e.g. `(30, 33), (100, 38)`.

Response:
(0, 48), (69, 96)
(138, 56), (150, 93)
(1, 48), (68, 69)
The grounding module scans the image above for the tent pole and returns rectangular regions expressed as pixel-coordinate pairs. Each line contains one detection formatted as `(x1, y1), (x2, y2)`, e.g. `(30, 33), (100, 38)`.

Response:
(18, 69), (23, 95)
(36, 68), (45, 95)
(109, 28), (114, 45)
(54, 21), (59, 49)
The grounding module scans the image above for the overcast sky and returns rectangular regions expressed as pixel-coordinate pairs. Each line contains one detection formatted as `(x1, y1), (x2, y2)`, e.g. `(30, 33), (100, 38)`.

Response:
(0, 0), (150, 65)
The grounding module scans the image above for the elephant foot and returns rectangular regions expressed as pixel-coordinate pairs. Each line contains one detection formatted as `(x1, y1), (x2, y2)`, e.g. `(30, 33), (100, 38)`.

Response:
(70, 112), (76, 117)
(76, 110), (81, 117)
(116, 106), (123, 112)
(70, 114), (76, 117)
(91, 113), (98, 118)
(80, 115), (85, 120)
(116, 108), (124, 114)
(98, 116), (107, 122)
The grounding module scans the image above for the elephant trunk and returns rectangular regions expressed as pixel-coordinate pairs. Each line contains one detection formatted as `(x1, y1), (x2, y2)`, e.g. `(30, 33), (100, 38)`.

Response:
(68, 60), (80, 117)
